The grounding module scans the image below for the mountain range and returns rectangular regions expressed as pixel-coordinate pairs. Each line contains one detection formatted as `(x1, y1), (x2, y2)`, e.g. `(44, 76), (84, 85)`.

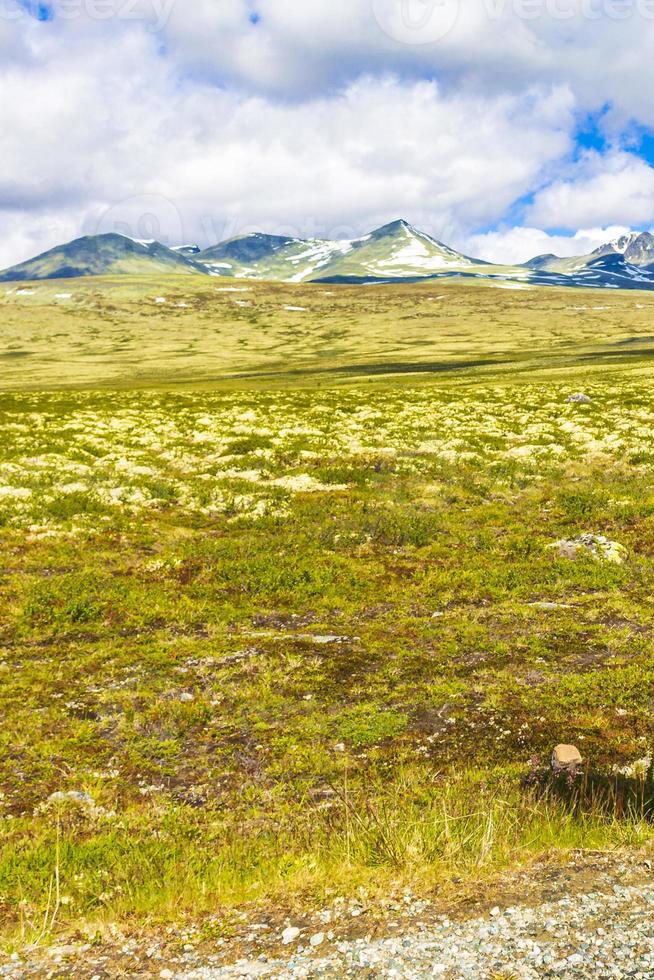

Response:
(3, 220), (654, 291)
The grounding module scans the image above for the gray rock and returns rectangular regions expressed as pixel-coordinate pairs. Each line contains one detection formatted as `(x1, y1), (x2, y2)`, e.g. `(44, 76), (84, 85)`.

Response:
(550, 533), (626, 565)
(567, 393), (593, 404)
(47, 790), (95, 807)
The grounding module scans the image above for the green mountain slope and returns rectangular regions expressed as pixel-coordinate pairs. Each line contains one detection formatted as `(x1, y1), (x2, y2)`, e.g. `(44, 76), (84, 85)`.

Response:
(313, 219), (487, 280)
(0, 234), (209, 282)
(4, 222), (654, 291)
(195, 220), (487, 282)
(198, 233), (352, 281)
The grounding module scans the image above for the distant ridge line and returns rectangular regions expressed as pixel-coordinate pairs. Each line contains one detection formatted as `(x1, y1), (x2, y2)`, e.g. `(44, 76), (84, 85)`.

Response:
(2, 220), (654, 291)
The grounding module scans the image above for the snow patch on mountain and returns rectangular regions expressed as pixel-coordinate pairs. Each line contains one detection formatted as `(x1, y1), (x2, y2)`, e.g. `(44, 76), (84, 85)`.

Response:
(375, 236), (469, 272)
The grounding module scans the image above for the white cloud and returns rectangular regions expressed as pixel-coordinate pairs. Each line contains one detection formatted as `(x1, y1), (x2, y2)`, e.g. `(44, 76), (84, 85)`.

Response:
(0, 12), (574, 267)
(1, 1), (654, 269)
(528, 151), (654, 229)
(151, 0), (654, 125)
(465, 224), (638, 264)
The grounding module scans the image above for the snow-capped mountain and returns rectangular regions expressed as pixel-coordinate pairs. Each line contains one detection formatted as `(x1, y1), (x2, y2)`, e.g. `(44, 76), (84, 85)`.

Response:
(3, 221), (654, 291)
(308, 219), (485, 281)
(193, 220), (480, 282)
(591, 231), (654, 266)
(525, 252), (654, 289)
(524, 231), (654, 276)
(197, 232), (351, 281)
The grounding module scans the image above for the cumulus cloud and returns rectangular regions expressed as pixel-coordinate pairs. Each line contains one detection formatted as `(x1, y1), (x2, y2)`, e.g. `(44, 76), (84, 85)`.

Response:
(527, 151), (654, 229)
(151, 0), (654, 123)
(1, 1), (654, 268)
(465, 224), (638, 264)
(0, 9), (575, 267)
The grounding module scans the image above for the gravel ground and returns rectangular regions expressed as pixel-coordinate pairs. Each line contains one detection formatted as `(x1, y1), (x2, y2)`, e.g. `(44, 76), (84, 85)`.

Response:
(178, 881), (654, 979)
(2, 854), (653, 978)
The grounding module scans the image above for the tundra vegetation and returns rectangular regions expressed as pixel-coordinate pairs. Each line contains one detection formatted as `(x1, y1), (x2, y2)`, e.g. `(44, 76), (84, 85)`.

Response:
(0, 277), (653, 945)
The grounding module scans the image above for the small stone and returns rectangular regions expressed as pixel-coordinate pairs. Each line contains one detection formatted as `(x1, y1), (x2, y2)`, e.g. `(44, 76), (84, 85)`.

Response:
(310, 932), (325, 947)
(233, 963), (267, 977)
(159, 971), (173, 979)
(47, 945), (79, 958)
(179, 692), (195, 702)
(550, 533), (626, 565)
(334, 743), (346, 753)
(48, 790), (94, 807)
(567, 393), (592, 404)
(551, 744), (583, 771)
(282, 926), (301, 945)
(529, 601), (572, 610)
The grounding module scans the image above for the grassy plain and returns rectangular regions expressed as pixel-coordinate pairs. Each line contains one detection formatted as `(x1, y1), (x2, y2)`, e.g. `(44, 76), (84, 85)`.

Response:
(1, 276), (654, 945)
(2, 275), (654, 388)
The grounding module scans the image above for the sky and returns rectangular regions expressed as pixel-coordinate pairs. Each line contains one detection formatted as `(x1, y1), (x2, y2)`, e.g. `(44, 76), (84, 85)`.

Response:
(2, 0), (654, 267)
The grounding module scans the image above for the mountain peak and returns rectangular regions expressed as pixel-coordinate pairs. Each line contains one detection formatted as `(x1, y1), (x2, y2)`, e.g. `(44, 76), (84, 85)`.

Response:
(0, 231), (208, 281)
(591, 230), (654, 267)
(523, 253), (559, 270)
(4, 220), (654, 288)
(370, 219), (414, 238)
(611, 230), (653, 250)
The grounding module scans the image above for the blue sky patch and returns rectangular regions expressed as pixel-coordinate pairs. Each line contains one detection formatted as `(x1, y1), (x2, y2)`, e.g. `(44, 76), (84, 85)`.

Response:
(18, 0), (53, 20)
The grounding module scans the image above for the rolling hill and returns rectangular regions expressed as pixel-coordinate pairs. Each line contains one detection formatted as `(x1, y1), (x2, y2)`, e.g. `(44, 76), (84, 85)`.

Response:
(197, 232), (351, 281)
(309, 219), (487, 280)
(2, 221), (654, 291)
(193, 220), (484, 282)
(0, 233), (209, 282)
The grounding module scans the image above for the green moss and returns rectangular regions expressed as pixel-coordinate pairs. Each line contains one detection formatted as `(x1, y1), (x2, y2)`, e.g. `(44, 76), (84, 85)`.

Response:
(1, 279), (654, 942)
(337, 706), (409, 747)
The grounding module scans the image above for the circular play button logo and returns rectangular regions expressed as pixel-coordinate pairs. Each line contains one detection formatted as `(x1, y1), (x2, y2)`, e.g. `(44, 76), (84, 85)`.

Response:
(372, 0), (461, 45)
(95, 194), (184, 247)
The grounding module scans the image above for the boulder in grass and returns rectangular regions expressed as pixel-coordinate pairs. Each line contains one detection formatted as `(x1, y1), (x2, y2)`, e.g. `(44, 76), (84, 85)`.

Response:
(550, 533), (626, 565)
(567, 393), (592, 404)
(551, 744), (583, 772)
